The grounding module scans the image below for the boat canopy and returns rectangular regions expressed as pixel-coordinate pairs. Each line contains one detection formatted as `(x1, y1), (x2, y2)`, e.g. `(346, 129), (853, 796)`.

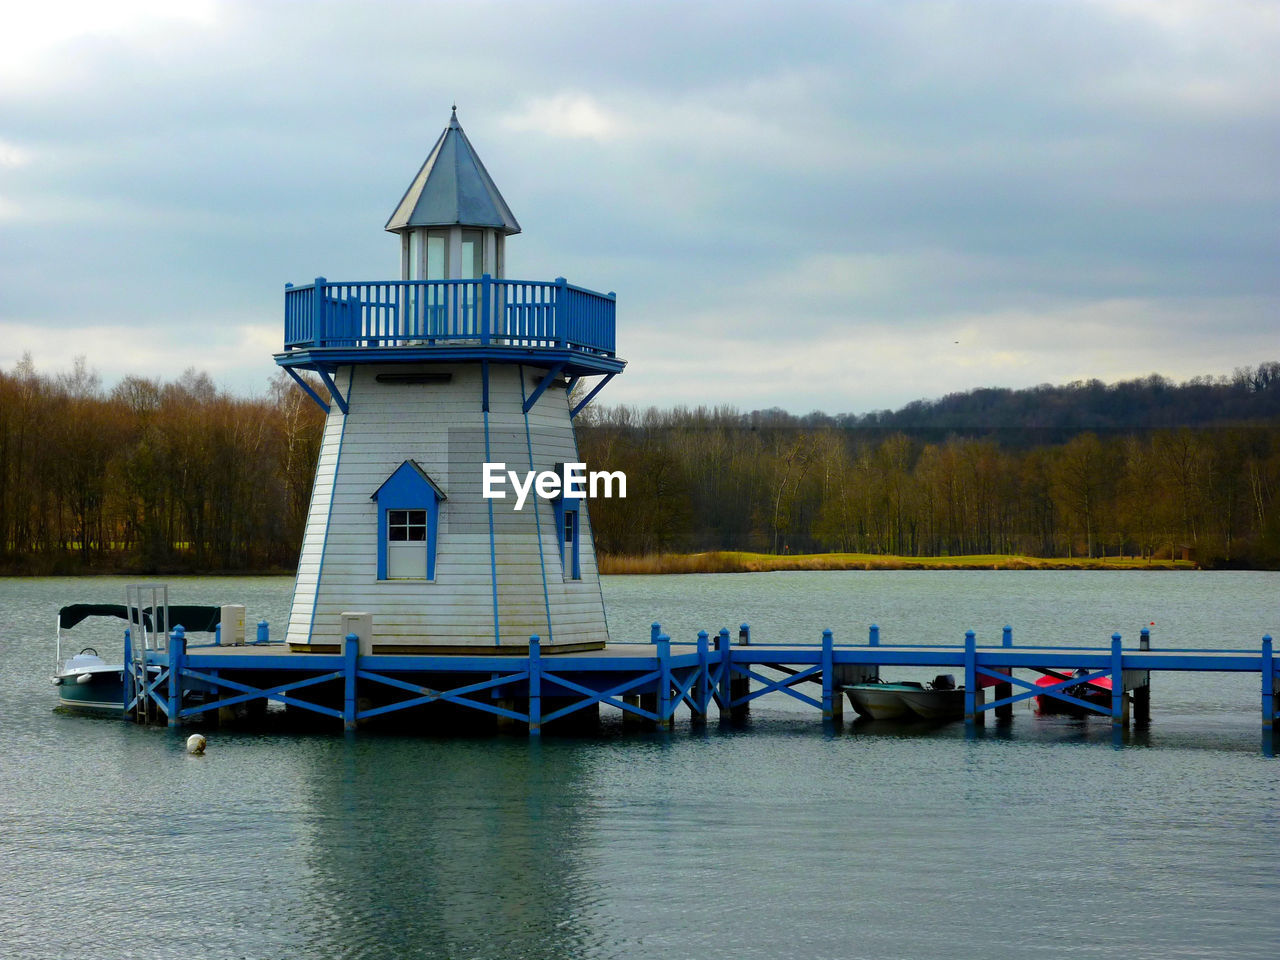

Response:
(57, 604), (223, 633)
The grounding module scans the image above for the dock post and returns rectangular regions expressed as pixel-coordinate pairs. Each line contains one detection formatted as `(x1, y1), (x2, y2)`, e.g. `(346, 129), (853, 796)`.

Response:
(638, 692), (659, 727)
(1134, 628), (1152, 726)
(964, 630), (980, 727)
(528, 635), (542, 737)
(693, 631), (710, 724)
(732, 624), (751, 721)
(167, 626), (186, 728)
(717, 628), (732, 720)
(1111, 633), (1125, 726)
(257, 620), (269, 644)
(869, 624), (879, 647)
(657, 634), (673, 729)
(343, 633), (359, 731)
(1263, 635), (1277, 730)
(638, 622), (662, 724)
(995, 625), (1014, 721)
(821, 629), (837, 722)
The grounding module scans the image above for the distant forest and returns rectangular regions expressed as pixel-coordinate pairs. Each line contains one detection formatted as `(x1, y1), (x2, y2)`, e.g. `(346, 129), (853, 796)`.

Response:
(578, 363), (1280, 568)
(0, 358), (321, 575)
(2, 358), (1280, 573)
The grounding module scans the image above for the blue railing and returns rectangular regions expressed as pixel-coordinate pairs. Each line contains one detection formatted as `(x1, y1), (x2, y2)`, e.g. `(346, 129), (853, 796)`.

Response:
(283, 276), (616, 355)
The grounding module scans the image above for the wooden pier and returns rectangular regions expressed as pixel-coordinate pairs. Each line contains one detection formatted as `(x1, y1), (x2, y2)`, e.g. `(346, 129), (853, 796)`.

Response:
(124, 622), (1280, 744)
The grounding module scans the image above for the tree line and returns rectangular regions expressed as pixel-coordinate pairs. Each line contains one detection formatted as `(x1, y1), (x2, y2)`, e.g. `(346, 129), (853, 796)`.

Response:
(2, 358), (1279, 572)
(0, 357), (322, 574)
(577, 364), (1280, 567)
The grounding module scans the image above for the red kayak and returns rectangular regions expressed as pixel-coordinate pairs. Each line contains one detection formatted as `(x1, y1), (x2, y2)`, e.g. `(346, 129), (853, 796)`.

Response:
(1034, 668), (1112, 716)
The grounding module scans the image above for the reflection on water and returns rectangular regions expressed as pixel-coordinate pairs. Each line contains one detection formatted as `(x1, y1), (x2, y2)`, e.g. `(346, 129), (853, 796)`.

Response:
(296, 738), (596, 959)
(1, 574), (1278, 959)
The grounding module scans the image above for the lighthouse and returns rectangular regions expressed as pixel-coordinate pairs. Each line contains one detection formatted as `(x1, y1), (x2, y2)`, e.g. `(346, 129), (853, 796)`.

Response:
(277, 109), (622, 653)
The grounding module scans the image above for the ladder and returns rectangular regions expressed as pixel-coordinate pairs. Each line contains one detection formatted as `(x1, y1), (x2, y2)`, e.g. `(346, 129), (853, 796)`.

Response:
(126, 584), (169, 724)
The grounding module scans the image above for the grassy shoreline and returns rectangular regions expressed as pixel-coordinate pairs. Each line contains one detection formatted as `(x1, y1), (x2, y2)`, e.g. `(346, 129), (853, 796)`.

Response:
(597, 551), (1198, 574)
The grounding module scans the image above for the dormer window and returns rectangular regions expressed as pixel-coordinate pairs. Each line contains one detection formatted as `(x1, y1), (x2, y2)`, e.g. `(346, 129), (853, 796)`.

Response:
(371, 461), (447, 581)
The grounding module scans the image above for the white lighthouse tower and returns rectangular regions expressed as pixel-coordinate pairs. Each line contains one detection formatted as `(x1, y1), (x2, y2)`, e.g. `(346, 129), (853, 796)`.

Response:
(278, 109), (622, 653)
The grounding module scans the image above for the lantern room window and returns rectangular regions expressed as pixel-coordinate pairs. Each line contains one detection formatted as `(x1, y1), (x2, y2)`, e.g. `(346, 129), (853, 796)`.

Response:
(460, 229), (483, 279)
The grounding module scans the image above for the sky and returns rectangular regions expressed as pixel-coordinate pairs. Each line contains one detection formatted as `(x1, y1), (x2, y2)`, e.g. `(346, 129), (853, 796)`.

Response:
(1, 0), (1276, 414)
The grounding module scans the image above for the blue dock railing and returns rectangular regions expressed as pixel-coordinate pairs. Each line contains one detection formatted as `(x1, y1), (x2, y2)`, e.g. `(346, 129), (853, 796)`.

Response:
(130, 622), (1280, 751)
(283, 276), (616, 355)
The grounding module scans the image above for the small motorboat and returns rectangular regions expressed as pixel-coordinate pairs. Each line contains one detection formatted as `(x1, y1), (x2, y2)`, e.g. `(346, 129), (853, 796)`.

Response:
(844, 680), (925, 720)
(896, 674), (980, 721)
(52, 600), (222, 714)
(52, 604), (140, 713)
(53, 647), (128, 712)
(1034, 668), (1113, 716)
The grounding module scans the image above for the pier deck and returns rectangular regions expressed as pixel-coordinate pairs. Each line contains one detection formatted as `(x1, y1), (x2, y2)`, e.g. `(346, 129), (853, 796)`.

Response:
(126, 623), (1280, 743)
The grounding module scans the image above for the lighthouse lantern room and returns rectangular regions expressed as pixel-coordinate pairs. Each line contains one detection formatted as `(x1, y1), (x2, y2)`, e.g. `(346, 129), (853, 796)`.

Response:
(277, 110), (622, 654)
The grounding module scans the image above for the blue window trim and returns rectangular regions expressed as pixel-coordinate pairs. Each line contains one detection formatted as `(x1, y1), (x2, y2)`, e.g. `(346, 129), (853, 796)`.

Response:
(371, 460), (446, 581)
(552, 497), (581, 580)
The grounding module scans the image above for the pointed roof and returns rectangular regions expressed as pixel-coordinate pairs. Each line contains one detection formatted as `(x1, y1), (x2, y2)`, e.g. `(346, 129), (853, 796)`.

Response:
(385, 108), (521, 236)
(370, 460), (448, 503)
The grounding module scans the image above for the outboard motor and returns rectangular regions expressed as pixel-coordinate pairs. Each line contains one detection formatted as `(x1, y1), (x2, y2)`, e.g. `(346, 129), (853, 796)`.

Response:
(933, 674), (956, 690)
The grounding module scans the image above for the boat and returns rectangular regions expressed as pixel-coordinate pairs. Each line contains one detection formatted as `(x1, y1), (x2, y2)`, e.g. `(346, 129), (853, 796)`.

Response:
(844, 680), (926, 720)
(52, 601), (222, 714)
(1034, 668), (1112, 716)
(53, 648), (128, 712)
(52, 604), (138, 712)
(896, 674), (980, 721)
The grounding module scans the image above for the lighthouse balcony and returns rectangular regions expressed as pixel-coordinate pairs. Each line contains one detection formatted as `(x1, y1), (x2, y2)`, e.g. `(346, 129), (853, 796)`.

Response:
(280, 275), (619, 375)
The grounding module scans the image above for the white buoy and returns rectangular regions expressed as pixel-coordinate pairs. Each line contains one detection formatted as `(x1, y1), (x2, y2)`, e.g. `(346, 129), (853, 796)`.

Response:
(186, 734), (206, 755)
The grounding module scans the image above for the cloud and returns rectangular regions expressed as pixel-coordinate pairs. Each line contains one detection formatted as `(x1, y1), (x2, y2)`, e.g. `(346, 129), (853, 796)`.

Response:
(501, 94), (626, 142)
(0, 0), (219, 86)
(0, 0), (1275, 414)
(0, 320), (281, 396)
(604, 292), (1280, 413)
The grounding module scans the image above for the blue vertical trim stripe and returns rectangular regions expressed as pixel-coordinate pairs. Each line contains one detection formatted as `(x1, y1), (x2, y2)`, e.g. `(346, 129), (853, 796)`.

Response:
(483, 370), (500, 646)
(308, 367), (352, 642)
(567, 396), (609, 632)
(519, 366), (555, 644)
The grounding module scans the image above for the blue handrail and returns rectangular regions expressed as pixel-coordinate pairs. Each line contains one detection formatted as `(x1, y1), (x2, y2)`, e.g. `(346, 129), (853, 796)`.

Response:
(283, 276), (616, 355)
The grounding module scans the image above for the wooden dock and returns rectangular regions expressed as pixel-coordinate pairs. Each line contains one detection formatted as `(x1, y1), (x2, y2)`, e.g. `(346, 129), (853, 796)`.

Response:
(124, 622), (1280, 746)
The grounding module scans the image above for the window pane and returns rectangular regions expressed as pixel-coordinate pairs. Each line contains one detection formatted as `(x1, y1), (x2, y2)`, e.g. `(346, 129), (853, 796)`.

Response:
(389, 510), (407, 526)
(426, 233), (446, 281)
(389, 526), (407, 542)
(408, 232), (423, 281)
(460, 229), (482, 279)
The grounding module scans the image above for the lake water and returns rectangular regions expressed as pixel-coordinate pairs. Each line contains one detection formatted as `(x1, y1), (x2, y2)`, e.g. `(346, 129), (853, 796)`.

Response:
(1, 572), (1278, 959)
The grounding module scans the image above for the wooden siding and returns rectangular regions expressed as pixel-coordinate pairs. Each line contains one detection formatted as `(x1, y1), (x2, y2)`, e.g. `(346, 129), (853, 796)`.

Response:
(285, 368), (351, 646)
(286, 363), (610, 648)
